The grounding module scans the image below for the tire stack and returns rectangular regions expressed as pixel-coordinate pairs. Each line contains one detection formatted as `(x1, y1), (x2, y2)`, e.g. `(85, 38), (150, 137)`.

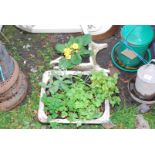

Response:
(0, 44), (28, 111)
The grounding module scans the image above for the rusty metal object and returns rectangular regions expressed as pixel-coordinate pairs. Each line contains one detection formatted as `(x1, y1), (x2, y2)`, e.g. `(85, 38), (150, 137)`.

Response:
(92, 25), (120, 41)
(0, 69), (23, 102)
(0, 43), (28, 111)
(0, 71), (28, 111)
(0, 58), (19, 94)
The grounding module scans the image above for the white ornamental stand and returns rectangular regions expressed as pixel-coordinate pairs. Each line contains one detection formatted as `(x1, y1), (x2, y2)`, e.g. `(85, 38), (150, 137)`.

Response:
(50, 41), (109, 73)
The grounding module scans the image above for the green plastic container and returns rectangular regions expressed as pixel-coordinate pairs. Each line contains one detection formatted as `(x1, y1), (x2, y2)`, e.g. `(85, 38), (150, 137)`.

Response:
(118, 25), (154, 67)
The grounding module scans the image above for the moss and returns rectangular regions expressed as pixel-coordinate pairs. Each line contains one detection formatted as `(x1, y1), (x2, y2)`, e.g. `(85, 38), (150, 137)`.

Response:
(111, 106), (138, 129)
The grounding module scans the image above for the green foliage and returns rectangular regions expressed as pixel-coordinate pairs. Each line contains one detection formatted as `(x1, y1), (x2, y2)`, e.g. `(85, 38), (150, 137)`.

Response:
(40, 70), (72, 95)
(55, 34), (92, 69)
(42, 71), (121, 123)
(80, 34), (92, 46)
(55, 44), (65, 53)
(50, 122), (59, 128)
(90, 71), (121, 107)
(111, 106), (138, 129)
(59, 58), (74, 69)
(71, 52), (82, 65)
(144, 108), (155, 129)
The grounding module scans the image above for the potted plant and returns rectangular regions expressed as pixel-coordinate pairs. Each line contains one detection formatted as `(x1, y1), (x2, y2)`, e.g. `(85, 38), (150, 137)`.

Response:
(51, 34), (108, 71)
(38, 70), (120, 127)
(53, 34), (93, 69)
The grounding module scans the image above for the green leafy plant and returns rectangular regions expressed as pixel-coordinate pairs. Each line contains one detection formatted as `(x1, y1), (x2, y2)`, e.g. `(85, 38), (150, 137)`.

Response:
(39, 71), (72, 95)
(90, 71), (121, 107)
(41, 71), (121, 122)
(55, 34), (92, 69)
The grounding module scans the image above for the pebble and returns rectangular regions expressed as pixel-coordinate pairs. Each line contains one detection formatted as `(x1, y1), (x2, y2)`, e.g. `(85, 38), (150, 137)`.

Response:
(103, 122), (116, 129)
(135, 114), (150, 129)
(138, 103), (150, 113)
(23, 44), (31, 50)
(24, 60), (27, 65)
(30, 67), (37, 73)
(41, 125), (49, 129)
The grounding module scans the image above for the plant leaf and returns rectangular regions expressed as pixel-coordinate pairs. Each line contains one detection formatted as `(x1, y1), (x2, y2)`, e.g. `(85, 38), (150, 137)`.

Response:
(64, 80), (72, 84)
(60, 83), (68, 91)
(39, 82), (47, 88)
(55, 43), (65, 53)
(59, 58), (74, 69)
(81, 34), (92, 46)
(68, 36), (74, 45)
(52, 84), (59, 93)
(50, 122), (58, 128)
(80, 47), (91, 56)
(61, 111), (68, 118)
(71, 53), (82, 65)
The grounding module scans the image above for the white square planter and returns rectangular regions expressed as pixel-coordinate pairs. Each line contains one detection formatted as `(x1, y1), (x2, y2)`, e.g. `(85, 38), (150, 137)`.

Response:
(50, 42), (109, 73)
(38, 70), (111, 125)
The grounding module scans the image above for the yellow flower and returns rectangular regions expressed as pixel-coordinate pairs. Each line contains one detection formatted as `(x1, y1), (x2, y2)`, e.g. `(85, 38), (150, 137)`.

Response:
(64, 48), (72, 59)
(64, 48), (72, 54)
(71, 43), (79, 50)
(65, 54), (71, 59)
